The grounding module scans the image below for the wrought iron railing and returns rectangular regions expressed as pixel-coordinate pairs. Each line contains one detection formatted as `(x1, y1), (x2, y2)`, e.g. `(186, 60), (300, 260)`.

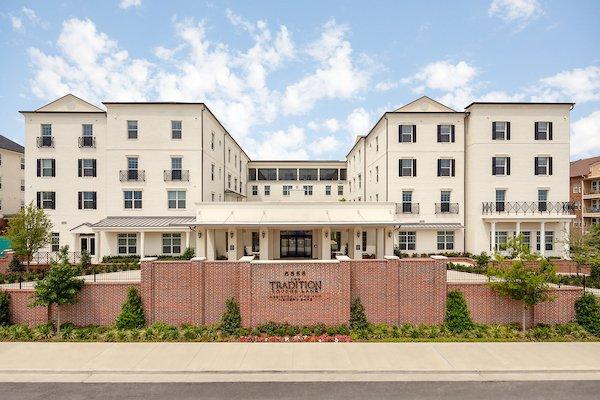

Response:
(435, 202), (459, 214)
(36, 136), (54, 148)
(164, 170), (189, 181)
(395, 202), (419, 214)
(482, 201), (573, 215)
(584, 206), (600, 214)
(30, 251), (82, 265)
(78, 136), (96, 148)
(119, 170), (146, 182)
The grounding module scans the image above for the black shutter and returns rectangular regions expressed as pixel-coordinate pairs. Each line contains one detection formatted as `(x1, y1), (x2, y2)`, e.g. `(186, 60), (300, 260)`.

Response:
(51, 192), (56, 209)
(451, 125), (455, 142)
(51, 159), (56, 177)
(398, 125), (402, 142)
(78, 159), (82, 177)
(492, 122), (496, 140)
(36, 159), (41, 177)
(437, 125), (441, 142)
(92, 159), (97, 177)
(534, 157), (539, 175)
(437, 159), (441, 176)
(506, 122), (511, 140)
(506, 157), (511, 175)
(451, 159), (456, 177)
(412, 125), (417, 142)
(549, 157), (553, 175)
(492, 157), (497, 175)
(534, 122), (539, 140)
(398, 159), (402, 176)
(549, 122), (553, 140)
(36, 192), (41, 208)
(78, 192), (82, 209)
(92, 192), (97, 209)
(412, 159), (417, 176)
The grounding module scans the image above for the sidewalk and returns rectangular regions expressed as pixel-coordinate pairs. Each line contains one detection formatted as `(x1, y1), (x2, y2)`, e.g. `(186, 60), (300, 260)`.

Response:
(0, 342), (599, 382)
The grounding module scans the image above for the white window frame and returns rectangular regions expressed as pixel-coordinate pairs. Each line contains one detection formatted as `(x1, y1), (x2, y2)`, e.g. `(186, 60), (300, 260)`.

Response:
(494, 157), (507, 175)
(400, 159), (414, 177)
(51, 232), (60, 252)
(41, 159), (54, 177)
(398, 231), (416, 251)
(171, 120), (182, 139)
(40, 191), (54, 209)
(252, 185), (258, 196)
(167, 190), (186, 209)
(325, 185), (331, 196)
(162, 233), (182, 254)
(536, 122), (549, 140)
(493, 122), (507, 140)
(127, 120), (138, 139)
(303, 185), (313, 196)
(437, 231), (454, 251)
(124, 190), (142, 209)
(118, 233), (137, 255)
(536, 157), (549, 175)
(439, 124), (452, 142)
(81, 191), (96, 209)
(82, 159), (95, 177)
(264, 185), (270, 196)
(439, 159), (452, 176)
(400, 125), (414, 143)
(283, 185), (291, 196)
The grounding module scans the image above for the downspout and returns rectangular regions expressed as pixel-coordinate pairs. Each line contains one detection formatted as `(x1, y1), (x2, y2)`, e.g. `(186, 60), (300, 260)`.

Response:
(463, 112), (468, 254)
(363, 138), (367, 201)
(201, 107), (204, 202)
(385, 116), (389, 202)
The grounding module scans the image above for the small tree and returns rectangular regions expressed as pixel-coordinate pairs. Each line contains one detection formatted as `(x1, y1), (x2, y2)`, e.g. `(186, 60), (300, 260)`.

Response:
(6, 203), (52, 271)
(569, 224), (600, 265)
(487, 260), (555, 330)
(0, 291), (10, 326)
(116, 287), (145, 330)
(575, 293), (600, 336)
(220, 298), (241, 335)
(499, 234), (540, 261)
(30, 257), (84, 332)
(79, 250), (92, 272)
(349, 297), (368, 331)
(8, 258), (24, 274)
(445, 290), (473, 333)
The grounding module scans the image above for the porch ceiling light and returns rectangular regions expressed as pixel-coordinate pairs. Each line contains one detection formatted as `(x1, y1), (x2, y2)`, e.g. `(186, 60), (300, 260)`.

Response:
(325, 231), (329, 238)
(356, 231), (360, 238)
(261, 231), (265, 238)
(388, 231), (392, 238)
(230, 231), (234, 238)
(198, 231), (202, 238)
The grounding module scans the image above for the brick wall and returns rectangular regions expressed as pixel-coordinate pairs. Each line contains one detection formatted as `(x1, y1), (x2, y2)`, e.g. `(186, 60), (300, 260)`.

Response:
(0, 251), (15, 274)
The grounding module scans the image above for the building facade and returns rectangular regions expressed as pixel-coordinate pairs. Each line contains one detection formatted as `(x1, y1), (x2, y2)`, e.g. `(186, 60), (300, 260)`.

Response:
(570, 156), (600, 234)
(0, 135), (25, 217)
(22, 94), (574, 262)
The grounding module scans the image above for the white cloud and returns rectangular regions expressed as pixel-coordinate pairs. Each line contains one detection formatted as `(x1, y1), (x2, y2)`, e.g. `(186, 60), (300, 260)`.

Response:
(345, 107), (371, 138)
(571, 111), (600, 160)
(307, 118), (340, 133)
(21, 7), (46, 27)
(282, 20), (372, 115)
(375, 80), (399, 92)
(488, 0), (543, 27)
(119, 0), (141, 9)
(476, 90), (526, 102)
(404, 60), (477, 92)
(246, 125), (308, 160)
(153, 45), (176, 60)
(533, 66), (600, 103)
(310, 135), (340, 156)
(10, 15), (23, 31)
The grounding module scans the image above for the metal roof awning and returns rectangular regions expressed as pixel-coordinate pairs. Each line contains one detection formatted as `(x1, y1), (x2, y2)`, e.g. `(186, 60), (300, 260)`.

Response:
(91, 216), (196, 230)
(399, 223), (464, 230)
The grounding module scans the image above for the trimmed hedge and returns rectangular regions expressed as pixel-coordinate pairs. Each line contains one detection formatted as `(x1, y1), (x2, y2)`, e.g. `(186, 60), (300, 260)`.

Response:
(445, 290), (473, 333)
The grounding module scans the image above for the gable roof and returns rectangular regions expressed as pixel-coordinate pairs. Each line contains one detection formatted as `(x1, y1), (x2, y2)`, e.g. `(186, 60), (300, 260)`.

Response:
(27, 94), (105, 113)
(394, 96), (457, 113)
(570, 156), (600, 178)
(0, 134), (24, 153)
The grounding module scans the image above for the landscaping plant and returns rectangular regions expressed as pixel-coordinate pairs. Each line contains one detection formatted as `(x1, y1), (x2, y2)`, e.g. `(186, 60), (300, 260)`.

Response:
(575, 293), (600, 336)
(444, 290), (473, 333)
(350, 297), (368, 331)
(0, 291), (10, 326)
(116, 287), (146, 330)
(220, 298), (241, 335)
(5, 203), (52, 271)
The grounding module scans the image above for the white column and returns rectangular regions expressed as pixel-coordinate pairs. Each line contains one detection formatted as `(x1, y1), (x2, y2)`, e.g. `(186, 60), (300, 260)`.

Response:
(384, 227), (394, 257)
(321, 228), (331, 260)
(139, 231), (145, 258)
(195, 228), (206, 258)
(563, 221), (570, 259)
(259, 229), (270, 260)
(353, 227), (363, 260)
(376, 227), (385, 259)
(515, 221), (521, 237)
(540, 221), (546, 257)
(206, 229), (215, 261)
(185, 230), (191, 250)
(227, 228), (238, 260)
(490, 221), (496, 253)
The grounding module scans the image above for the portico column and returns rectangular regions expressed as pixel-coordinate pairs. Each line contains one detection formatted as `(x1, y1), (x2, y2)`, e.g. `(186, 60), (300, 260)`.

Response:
(321, 228), (331, 260)
(185, 230), (191, 251)
(195, 228), (206, 258)
(563, 221), (570, 259)
(515, 221), (521, 238)
(227, 228), (238, 260)
(490, 222), (496, 253)
(206, 229), (215, 261)
(259, 228), (270, 260)
(353, 227), (363, 260)
(376, 227), (385, 258)
(384, 227), (394, 257)
(540, 221), (546, 257)
(139, 231), (145, 258)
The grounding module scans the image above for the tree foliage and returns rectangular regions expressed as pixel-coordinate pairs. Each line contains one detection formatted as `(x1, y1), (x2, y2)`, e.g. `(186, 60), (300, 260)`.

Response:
(350, 297), (368, 331)
(220, 298), (241, 335)
(445, 290), (473, 333)
(0, 291), (10, 326)
(497, 234), (540, 261)
(575, 293), (600, 336)
(6, 203), (52, 270)
(569, 224), (600, 265)
(115, 287), (145, 330)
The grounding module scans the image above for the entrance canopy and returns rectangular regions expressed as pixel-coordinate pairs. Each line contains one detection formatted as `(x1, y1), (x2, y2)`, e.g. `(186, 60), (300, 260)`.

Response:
(188, 201), (401, 228)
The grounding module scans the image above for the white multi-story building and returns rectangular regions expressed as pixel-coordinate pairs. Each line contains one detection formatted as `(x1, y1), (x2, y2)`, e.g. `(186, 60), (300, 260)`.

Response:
(0, 134), (25, 217)
(22, 94), (574, 262)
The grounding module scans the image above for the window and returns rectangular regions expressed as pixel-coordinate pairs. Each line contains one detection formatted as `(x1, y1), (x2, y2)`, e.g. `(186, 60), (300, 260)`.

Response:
(538, 189), (548, 212)
(252, 232), (260, 252)
(171, 120), (182, 139)
(124, 190), (142, 209)
(227, 174), (231, 189)
(303, 185), (313, 196)
(401, 190), (414, 213)
(248, 168), (257, 181)
(235, 178), (238, 191)
(37, 191), (55, 209)
(283, 185), (292, 196)
(319, 169), (339, 181)
(278, 168), (297, 180)
(495, 189), (506, 212)
(211, 193), (215, 202)
(21, 179), (25, 192)
(495, 231), (508, 251)
(536, 231), (554, 251)
(78, 159), (96, 177)
(38, 159), (55, 177)
(535, 122), (552, 140)
(78, 191), (97, 209)
(299, 168), (318, 181)
(440, 190), (451, 213)
(0, 154), (2, 165)
(258, 168), (277, 180)
(437, 124), (454, 142)
(522, 232), (531, 250)
(162, 233), (182, 254)
(252, 185), (258, 196)
(399, 159), (417, 177)
(167, 190), (186, 209)
(535, 156), (552, 175)
(211, 164), (215, 181)
(437, 231), (454, 250)
(437, 159), (455, 177)
(492, 156), (510, 175)
(492, 121), (510, 140)
(572, 183), (581, 193)
(340, 169), (347, 180)
(375, 166), (379, 183)
(325, 185), (331, 196)
(211, 132), (215, 150)
(127, 120), (138, 139)
(21, 157), (25, 170)
(399, 125), (416, 142)
(338, 185), (344, 196)
(593, 180), (600, 193)
(82, 124), (93, 135)
(228, 149), (231, 162)
(398, 231), (416, 251)
(118, 234), (137, 255)
(264, 185), (270, 196)
(362, 231), (367, 252)
(41, 124), (52, 136)
(375, 136), (379, 152)
(51, 232), (60, 252)
(358, 174), (362, 189)
(171, 156), (182, 171)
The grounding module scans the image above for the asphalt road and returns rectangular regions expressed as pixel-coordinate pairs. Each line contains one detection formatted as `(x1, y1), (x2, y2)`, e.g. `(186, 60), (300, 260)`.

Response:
(1, 381), (600, 400)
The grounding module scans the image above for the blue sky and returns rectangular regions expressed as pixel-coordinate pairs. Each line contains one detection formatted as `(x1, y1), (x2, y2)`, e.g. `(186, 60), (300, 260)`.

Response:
(1, 0), (599, 160)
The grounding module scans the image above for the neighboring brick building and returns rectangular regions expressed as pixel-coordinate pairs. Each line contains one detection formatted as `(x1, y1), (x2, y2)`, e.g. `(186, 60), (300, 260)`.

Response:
(570, 156), (600, 234)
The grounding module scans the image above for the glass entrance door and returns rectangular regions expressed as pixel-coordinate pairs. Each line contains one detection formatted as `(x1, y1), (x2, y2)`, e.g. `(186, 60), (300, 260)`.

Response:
(280, 231), (312, 258)
(80, 235), (96, 256)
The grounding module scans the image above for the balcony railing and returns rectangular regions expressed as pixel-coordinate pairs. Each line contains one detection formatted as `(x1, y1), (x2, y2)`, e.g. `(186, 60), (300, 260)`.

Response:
(584, 188), (600, 195)
(395, 202), (419, 215)
(482, 201), (573, 215)
(78, 136), (96, 148)
(30, 251), (81, 265)
(119, 170), (146, 182)
(36, 136), (54, 148)
(435, 202), (459, 214)
(584, 206), (600, 214)
(164, 170), (189, 181)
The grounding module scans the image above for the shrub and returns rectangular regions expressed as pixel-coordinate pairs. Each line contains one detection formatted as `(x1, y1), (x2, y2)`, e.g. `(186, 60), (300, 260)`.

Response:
(181, 247), (194, 260)
(349, 297), (368, 331)
(474, 252), (490, 270)
(444, 290), (473, 333)
(115, 287), (146, 330)
(575, 293), (600, 336)
(0, 291), (10, 326)
(8, 258), (24, 273)
(79, 251), (92, 271)
(590, 260), (600, 281)
(220, 298), (241, 335)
